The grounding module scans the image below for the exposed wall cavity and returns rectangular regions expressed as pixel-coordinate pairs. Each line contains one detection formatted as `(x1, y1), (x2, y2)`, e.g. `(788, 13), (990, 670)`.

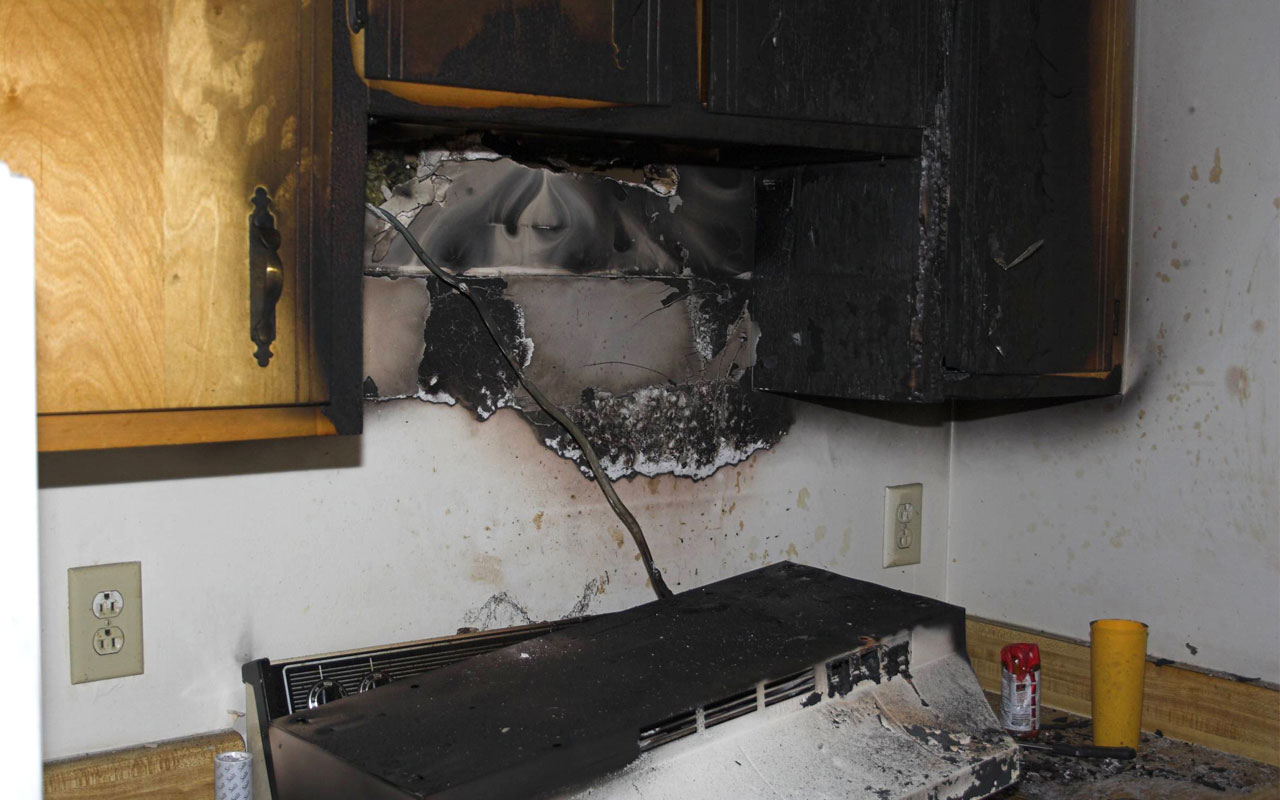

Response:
(363, 146), (792, 479)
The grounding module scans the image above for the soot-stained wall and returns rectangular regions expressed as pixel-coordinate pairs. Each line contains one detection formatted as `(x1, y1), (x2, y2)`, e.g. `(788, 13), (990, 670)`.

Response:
(362, 149), (792, 479)
(948, 0), (1280, 681)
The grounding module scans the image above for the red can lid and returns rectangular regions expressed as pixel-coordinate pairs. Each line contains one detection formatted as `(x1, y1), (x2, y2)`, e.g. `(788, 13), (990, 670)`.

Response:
(1000, 642), (1041, 679)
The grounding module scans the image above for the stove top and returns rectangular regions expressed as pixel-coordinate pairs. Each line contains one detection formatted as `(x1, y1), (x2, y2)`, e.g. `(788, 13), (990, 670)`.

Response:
(261, 563), (1019, 799)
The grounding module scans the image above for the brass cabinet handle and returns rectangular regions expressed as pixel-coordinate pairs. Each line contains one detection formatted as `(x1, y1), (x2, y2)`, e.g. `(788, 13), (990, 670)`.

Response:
(249, 187), (283, 367)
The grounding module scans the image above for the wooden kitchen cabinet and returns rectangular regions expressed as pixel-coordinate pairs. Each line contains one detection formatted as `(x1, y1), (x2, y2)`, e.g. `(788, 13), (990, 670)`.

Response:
(751, 0), (1133, 402)
(1, 0), (364, 450)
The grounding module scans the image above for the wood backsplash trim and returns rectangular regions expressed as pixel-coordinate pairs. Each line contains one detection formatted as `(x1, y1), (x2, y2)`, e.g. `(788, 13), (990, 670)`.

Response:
(45, 730), (244, 800)
(967, 617), (1280, 766)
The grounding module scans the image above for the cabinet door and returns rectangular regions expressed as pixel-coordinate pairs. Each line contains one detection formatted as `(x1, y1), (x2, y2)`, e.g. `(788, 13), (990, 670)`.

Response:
(752, 160), (935, 402)
(362, 0), (669, 105)
(945, 0), (1131, 379)
(704, 0), (939, 127)
(0, 0), (328, 416)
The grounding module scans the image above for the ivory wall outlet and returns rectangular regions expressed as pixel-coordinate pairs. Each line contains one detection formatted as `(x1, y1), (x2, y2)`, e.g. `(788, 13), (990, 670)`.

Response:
(883, 484), (923, 568)
(69, 562), (143, 684)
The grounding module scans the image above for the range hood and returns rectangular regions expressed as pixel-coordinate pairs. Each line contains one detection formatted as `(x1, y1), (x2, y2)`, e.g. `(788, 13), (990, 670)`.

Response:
(267, 563), (1019, 799)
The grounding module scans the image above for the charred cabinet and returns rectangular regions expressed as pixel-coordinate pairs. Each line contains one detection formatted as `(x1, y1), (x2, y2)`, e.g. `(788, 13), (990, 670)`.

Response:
(357, 0), (1130, 404)
(704, 0), (938, 128)
(941, 0), (1132, 398)
(752, 160), (936, 401)
(346, 0), (1132, 417)
(359, 0), (669, 105)
(750, 0), (1133, 402)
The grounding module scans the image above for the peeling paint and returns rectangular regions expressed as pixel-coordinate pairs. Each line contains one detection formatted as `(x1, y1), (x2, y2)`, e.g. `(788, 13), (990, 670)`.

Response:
(365, 149), (753, 279)
(563, 577), (603, 618)
(461, 592), (534, 631)
(363, 147), (791, 480)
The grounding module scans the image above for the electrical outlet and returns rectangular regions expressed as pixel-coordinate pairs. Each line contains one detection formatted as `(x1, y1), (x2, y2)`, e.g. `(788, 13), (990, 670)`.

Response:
(883, 484), (923, 568)
(92, 626), (125, 655)
(92, 590), (123, 619)
(69, 562), (143, 684)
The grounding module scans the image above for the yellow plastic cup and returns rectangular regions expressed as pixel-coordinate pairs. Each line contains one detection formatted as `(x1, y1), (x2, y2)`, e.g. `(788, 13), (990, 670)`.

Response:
(1090, 619), (1148, 748)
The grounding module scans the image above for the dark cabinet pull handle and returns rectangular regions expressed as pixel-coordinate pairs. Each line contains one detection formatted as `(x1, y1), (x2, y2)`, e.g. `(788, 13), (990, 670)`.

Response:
(249, 187), (283, 367)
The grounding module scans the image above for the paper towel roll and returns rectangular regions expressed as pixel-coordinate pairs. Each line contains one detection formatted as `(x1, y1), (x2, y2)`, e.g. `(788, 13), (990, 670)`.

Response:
(214, 750), (253, 800)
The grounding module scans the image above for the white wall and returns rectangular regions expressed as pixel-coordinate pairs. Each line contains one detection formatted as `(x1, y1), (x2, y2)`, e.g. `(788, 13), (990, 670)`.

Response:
(948, 0), (1280, 682)
(38, 399), (949, 759)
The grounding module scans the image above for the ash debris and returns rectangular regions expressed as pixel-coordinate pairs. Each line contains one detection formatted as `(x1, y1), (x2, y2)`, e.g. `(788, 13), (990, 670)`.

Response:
(995, 718), (1277, 799)
(537, 381), (792, 481)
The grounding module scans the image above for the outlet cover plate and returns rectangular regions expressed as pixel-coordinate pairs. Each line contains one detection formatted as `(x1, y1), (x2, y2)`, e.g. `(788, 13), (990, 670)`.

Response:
(883, 484), (923, 568)
(69, 562), (143, 684)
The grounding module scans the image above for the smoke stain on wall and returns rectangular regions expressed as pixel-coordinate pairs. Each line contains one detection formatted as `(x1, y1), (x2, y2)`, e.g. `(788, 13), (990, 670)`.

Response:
(470, 552), (505, 584)
(796, 487), (811, 509)
(1225, 365), (1251, 404)
(1208, 147), (1223, 184)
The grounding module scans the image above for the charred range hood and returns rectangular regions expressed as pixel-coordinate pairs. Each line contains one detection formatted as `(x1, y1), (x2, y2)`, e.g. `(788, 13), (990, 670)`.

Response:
(266, 564), (1019, 799)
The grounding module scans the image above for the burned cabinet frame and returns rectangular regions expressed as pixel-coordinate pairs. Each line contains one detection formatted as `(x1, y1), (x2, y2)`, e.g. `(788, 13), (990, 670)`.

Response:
(321, 0), (375, 435)
(749, 0), (1133, 403)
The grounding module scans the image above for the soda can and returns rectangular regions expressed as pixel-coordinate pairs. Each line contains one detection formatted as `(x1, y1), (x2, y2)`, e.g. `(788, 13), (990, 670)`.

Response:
(999, 642), (1041, 739)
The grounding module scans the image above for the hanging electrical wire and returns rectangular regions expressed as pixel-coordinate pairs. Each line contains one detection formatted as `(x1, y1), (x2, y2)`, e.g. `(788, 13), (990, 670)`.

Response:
(365, 203), (674, 600)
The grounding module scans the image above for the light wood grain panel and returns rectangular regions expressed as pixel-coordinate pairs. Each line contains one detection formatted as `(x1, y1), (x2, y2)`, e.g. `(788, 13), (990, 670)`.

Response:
(38, 406), (336, 451)
(161, 0), (323, 408)
(1, 1), (327, 416)
(0, 1), (168, 411)
(45, 730), (243, 800)
(967, 617), (1280, 765)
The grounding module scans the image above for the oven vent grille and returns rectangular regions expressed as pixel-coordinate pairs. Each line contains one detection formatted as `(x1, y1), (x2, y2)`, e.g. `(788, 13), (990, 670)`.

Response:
(638, 709), (698, 752)
(703, 688), (758, 729)
(279, 622), (576, 714)
(763, 669), (816, 706)
(636, 667), (819, 752)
